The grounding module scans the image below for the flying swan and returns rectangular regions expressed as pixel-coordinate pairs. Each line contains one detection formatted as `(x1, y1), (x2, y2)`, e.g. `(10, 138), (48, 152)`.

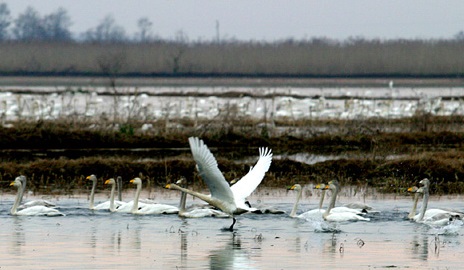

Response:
(165, 136), (273, 230)
(175, 177), (229, 218)
(10, 178), (64, 216)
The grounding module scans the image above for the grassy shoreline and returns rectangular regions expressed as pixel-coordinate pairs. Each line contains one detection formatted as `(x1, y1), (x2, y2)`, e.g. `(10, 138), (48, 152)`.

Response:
(1, 117), (463, 195)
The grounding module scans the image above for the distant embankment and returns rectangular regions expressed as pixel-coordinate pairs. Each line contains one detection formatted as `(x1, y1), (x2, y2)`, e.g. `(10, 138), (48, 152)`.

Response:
(0, 40), (464, 80)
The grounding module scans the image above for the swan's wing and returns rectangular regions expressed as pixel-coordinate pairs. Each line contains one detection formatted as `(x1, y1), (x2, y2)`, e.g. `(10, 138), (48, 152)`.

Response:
(230, 147), (272, 202)
(188, 137), (235, 203)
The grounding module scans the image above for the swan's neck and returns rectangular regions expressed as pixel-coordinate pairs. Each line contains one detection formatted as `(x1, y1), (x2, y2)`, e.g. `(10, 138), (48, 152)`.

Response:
(290, 188), (302, 217)
(117, 177), (123, 202)
(11, 184), (23, 215)
(132, 183), (142, 213)
(109, 183), (116, 212)
(323, 187), (338, 219)
(408, 192), (420, 219)
(417, 187), (429, 221)
(169, 184), (230, 214)
(89, 180), (97, 209)
(19, 177), (27, 204)
(319, 190), (326, 209)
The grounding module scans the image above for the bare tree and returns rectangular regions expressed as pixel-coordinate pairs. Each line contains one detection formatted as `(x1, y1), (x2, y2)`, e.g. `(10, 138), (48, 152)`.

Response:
(42, 8), (72, 41)
(136, 17), (153, 42)
(12, 7), (45, 40)
(83, 15), (127, 42)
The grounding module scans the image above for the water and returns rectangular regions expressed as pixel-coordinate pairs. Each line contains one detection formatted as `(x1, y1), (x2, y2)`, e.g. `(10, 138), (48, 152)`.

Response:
(1, 191), (463, 269)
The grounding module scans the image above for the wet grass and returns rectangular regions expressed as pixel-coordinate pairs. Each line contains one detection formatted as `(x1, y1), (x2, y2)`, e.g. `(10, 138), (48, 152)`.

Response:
(1, 116), (464, 195)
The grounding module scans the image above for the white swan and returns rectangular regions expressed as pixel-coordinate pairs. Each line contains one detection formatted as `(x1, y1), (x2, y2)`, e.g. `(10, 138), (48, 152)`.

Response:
(86, 174), (116, 210)
(9, 178), (64, 216)
(165, 136), (273, 230)
(288, 184), (324, 219)
(410, 178), (462, 226)
(322, 180), (370, 222)
(176, 178), (229, 218)
(17, 175), (56, 208)
(104, 178), (126, 212)
(129, 177), (179, 215)
(288, 183), (365, 219)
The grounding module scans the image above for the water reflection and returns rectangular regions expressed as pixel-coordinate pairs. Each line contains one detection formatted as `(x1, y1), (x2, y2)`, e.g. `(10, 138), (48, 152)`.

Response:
(11, 217), (26, 256)
(209, 233), (256, 270)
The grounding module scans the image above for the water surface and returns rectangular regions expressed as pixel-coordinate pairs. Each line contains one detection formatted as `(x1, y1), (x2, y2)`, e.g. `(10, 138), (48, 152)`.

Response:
(1, 191), (463, 269)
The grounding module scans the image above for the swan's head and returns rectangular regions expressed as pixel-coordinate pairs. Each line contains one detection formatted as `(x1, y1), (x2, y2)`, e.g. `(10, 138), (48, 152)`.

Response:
(10, 178), (22, 187)
(86, 174), (97, 182)
(314, 183), (325, 189)
(419, 178), (430, 187)
(407, 186), (419, 193)
(105, 178), (115, 185)
(288, 184), (301, 191)
(130, 177), (142, 185)
(326, 180), (339, 191)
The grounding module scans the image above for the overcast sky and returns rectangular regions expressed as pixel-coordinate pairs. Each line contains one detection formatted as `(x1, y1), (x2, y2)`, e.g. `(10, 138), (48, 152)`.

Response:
(6, 0), (464, 41)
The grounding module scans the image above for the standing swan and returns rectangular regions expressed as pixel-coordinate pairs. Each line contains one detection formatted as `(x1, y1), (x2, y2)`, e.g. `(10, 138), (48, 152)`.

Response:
(165, 137), (273, 231)
(129, 178), (179, 215)
(322, 180), (370, 222)
(10, 178), (64, 216)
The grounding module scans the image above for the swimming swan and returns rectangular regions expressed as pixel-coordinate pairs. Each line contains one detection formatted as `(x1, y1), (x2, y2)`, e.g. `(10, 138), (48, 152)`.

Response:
(86, 174), (118, 210)
(165, 136), (273, 230)
(129, 177), (179, 215)
(322, 180), (370, 222)
(17, 175), (56, 208)
(104, 178), (126, 212)
(410, 178), (462, 226)
(288, 183), (365, 219)
(10, 178), (64, 216)
(176, 177), (229, 218)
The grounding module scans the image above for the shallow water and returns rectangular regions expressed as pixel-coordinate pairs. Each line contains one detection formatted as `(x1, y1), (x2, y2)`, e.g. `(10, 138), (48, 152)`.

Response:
(1, 191), (463, 269)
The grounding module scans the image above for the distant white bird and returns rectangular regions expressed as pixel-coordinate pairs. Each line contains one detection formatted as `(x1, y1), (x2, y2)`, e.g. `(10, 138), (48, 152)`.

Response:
(165, 137), (273, 230)
(9, 178), (64, 216)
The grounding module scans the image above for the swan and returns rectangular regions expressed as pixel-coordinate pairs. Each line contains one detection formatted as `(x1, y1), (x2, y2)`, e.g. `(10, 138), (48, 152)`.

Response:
(17, 175), (56, 208)
(410, 178), (462, 226)
(103, 178), (126, 212)
(129, 177), (179, 215)
(86, 174), (116, 210)
(9, 178), (65, 216)
(322, 180), (370, 222)
(165, 136), (273, 230)
(176, 177), (229, 218)
(288, 183), (365, 219)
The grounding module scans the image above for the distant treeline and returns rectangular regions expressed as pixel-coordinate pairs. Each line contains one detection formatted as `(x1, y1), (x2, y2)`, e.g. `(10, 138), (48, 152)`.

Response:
(1, 39), (464, 78)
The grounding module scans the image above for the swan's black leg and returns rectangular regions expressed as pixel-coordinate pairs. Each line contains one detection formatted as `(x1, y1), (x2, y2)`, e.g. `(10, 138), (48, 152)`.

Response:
(228, 218), (236, 231)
